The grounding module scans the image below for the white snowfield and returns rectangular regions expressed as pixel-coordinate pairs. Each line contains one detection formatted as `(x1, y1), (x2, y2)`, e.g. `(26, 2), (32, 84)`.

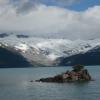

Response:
(0, 34), (100, 66)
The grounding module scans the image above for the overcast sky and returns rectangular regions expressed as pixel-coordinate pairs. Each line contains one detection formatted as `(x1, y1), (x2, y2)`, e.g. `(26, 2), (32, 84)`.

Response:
(0, 0), (100, 39)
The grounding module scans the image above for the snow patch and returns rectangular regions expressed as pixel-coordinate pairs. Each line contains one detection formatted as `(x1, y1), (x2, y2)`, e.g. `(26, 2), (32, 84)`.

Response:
(47, 53), (59, 60)
(14, 44), (29, 53)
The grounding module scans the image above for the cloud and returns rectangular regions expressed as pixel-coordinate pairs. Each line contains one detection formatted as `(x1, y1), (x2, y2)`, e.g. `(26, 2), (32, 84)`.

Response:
(0, 1), (100, 39)
(0, 0), (80, 14)
(0, 0), (9, 5)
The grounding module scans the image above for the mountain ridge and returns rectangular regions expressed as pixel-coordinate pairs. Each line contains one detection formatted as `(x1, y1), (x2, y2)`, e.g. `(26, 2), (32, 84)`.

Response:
(0, 33), (100, 67)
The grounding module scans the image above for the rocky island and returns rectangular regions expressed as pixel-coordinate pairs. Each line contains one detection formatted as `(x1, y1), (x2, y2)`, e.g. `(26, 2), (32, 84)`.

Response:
(36, 65), (92, 83)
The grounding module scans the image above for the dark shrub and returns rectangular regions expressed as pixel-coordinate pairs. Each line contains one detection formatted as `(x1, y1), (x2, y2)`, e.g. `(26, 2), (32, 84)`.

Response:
(73, 64), (84, 72)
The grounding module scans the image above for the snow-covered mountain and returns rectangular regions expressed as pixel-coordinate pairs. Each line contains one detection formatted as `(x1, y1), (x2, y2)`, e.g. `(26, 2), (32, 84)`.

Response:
(0, 33), (100, 66)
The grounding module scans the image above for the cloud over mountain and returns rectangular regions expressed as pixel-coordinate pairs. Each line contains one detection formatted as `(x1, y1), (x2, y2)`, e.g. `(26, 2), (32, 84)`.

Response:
(0, 0), (100, 39)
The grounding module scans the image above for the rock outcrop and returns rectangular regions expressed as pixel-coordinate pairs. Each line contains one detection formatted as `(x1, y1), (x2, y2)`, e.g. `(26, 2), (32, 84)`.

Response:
(36, 65), (92, 83)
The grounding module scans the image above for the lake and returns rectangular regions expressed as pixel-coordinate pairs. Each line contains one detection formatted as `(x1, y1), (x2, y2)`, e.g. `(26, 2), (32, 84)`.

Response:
(0, 66), (100, 100)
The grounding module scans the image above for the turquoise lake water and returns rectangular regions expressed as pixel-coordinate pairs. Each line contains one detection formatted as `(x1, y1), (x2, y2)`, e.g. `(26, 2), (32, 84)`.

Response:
(0, 66), (100, 100)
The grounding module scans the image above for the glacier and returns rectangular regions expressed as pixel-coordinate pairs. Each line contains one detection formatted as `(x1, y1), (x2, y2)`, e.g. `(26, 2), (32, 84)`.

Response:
(0, 33), (100, 66)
